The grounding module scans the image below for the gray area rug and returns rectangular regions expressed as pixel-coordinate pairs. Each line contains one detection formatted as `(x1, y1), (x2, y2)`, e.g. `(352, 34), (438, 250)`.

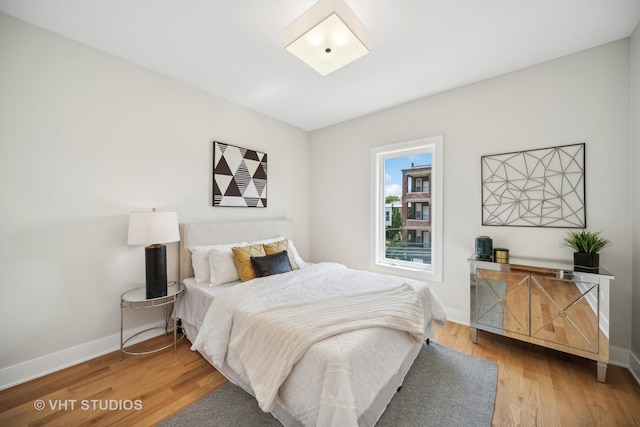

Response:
(160, 342), (497, 427)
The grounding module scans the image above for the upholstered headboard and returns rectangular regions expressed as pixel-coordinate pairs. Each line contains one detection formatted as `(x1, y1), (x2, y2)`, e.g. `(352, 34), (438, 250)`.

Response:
(179, 219), (294, 282)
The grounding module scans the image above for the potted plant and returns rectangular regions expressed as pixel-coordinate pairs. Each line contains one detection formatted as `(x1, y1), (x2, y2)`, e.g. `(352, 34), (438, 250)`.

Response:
(559, 230), (611, 269)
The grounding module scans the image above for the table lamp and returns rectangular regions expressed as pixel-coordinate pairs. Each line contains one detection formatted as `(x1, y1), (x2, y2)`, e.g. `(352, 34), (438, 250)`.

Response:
(127, 208), (180, 298)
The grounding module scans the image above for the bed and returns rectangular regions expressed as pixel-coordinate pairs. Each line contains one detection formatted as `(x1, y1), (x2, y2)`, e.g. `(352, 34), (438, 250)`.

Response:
(176, 219), (447, 426)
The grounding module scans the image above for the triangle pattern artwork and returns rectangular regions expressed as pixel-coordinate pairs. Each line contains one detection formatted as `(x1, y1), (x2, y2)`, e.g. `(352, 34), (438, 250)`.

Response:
(213, 141), (267, 208)
(481, 143), (585, 227)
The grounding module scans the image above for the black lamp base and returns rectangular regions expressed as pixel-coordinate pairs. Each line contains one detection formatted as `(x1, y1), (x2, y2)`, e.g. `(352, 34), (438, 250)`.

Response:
(145, 244), (168, 299)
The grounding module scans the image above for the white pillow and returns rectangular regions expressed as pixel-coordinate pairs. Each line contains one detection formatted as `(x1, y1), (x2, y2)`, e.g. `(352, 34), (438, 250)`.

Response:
(190, 242), (246, 284)
(286, 239), (305, 267)
(248, 236), (305, 267)
(208, 247), (241, 286)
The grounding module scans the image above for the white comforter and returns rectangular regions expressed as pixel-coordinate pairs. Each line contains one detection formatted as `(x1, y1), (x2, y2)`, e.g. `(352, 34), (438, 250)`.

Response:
(191, 262), (447, 426)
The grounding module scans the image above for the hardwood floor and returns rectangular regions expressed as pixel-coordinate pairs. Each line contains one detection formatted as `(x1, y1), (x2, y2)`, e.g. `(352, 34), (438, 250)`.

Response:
(1, 322), (639, 426)
(437, 323), (640, 426)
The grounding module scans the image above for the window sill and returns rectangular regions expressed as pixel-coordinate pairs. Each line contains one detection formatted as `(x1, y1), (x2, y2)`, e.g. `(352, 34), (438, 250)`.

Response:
(371, 261), (441, 283)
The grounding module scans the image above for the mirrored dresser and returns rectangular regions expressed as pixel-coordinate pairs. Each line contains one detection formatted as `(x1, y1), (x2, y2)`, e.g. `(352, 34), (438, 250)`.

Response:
(468, 255), (614, 382)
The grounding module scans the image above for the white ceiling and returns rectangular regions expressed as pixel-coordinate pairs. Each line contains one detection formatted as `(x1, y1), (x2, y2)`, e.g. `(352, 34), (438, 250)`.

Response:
(1, 0), (639, 131)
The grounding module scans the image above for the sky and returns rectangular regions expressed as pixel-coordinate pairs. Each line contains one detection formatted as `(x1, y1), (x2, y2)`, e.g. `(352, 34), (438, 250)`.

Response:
(385, 153), (432, 198)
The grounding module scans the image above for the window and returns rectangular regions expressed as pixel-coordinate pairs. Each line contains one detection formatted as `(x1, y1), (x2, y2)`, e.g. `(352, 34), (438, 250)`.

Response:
(370, 135), (443, 282)
(415, 203), (423, 219)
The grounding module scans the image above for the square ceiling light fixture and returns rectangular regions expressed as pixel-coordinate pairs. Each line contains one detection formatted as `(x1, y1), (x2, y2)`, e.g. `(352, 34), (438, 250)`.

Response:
(284, 0), (371, 76)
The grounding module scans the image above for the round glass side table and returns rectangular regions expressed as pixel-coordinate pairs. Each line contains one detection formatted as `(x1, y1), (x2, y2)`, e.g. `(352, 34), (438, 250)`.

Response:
(120, 281), (185, 360)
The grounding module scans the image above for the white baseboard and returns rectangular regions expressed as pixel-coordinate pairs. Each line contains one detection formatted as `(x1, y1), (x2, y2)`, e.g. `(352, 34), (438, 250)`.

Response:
(629, 349), (640, 385)
(444, 307), (469, 327)
(609, 345), (629, 367)
(0, 321), (167, 391)
(610, 347), (640, 386)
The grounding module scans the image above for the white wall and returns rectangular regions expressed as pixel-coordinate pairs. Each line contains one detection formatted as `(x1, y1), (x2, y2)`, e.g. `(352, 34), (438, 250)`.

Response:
(0, 13), (309, 387)
(631, 22), (640, 378)
(310, 40), (633, 353)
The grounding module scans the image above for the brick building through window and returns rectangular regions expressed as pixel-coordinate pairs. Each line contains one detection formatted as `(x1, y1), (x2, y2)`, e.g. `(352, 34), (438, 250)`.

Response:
(401, 163), (431, 251)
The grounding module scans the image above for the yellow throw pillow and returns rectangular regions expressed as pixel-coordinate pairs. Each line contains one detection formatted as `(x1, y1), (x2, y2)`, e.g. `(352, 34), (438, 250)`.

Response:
(232, 244), (266, 282)
(263, 239), (299, 270)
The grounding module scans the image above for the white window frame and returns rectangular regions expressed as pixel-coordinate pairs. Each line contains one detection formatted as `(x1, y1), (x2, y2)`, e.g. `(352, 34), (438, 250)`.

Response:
(370, 135), (443, 282)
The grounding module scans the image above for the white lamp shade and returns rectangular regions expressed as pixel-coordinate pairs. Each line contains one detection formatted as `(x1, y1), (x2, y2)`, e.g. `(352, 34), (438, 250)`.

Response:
(284, 0), (371, 76)
(127, 211), (180, 245)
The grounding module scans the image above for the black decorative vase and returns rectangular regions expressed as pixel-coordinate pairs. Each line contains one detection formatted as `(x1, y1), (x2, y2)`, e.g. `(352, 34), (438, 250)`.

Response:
(145, 244), (168, 299)
(574, 252), (599, 269)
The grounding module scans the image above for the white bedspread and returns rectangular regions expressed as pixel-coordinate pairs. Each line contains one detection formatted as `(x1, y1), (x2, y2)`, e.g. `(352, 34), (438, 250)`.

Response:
(191, 262), (447, 426)
(231, 284), (426, 412)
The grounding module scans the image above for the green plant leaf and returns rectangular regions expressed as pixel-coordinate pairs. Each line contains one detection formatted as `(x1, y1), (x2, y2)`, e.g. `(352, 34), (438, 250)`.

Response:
(559, 230), (611, 254)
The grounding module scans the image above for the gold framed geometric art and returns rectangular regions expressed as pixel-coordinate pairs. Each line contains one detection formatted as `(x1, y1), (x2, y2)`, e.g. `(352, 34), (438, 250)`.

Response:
(481, 143), (585, 227)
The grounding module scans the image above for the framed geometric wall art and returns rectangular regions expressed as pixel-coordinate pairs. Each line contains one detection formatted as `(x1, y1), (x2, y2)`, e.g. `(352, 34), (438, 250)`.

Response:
(213, 141), (267, 208)
(481, 143), (585, 227)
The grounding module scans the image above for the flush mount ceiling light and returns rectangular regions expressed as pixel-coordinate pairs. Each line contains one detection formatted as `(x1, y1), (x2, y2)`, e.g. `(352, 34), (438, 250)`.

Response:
(284, 0), (371, 76)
